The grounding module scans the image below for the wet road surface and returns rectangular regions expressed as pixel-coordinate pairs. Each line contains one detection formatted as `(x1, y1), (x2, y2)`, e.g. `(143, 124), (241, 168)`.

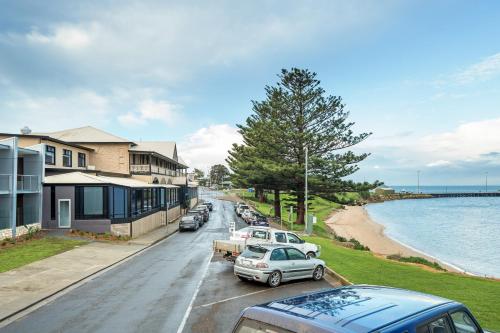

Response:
(1, 190), (334, 332)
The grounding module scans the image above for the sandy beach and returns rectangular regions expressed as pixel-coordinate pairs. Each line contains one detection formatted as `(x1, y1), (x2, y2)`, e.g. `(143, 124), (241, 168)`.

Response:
(325, 206), (461, 273)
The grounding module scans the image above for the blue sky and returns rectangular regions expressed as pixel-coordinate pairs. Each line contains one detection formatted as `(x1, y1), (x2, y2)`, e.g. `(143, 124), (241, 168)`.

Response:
(1, 1), (499, 185)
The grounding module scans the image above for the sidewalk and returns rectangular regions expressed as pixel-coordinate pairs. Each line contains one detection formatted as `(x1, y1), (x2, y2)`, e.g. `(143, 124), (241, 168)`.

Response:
(0, 221), (179, 322)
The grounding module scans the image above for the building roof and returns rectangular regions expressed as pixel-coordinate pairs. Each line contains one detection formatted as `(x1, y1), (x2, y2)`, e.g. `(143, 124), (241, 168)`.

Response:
(130, 141), (176, 159)
(0, 133), (94, 151)
(130, 141), (188, 168)
(44, 172), (178, 188)
(246, 285), (454, 333)
(37, 126), (133, 144)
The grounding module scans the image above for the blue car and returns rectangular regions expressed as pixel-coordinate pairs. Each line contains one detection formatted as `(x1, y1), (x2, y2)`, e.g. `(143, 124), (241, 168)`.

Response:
(232, 285), (491, 333)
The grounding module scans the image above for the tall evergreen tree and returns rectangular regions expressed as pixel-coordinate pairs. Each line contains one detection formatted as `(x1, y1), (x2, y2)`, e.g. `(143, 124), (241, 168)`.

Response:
(230, 68), (377, 224)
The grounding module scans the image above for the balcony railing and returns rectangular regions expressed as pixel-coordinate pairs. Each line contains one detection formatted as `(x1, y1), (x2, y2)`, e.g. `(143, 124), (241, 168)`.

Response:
(0, 174), (11, 193)
(17, 175), (40, 192)
(130, 164), (150, 174)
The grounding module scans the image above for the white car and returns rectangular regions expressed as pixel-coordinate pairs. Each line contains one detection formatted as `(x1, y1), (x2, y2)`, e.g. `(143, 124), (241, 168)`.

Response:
(229, 227), (321, 258)
(234, 244), (325, 287)
(241, 209), (253, 223)
(236, 204), (250, 217)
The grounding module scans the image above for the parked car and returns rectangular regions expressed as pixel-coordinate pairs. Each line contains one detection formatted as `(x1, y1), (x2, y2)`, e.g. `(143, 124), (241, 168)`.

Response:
(179, 215), (200, 232)
(186, 210), (205, 225)
(234, 244), (325, 287)
(241, 209), (253, 223)
(204, 202), (213, 211)
(194, 205), (209, 222)
(236, 204), (250, 217)
(225, 227), (321, 258)
(249, 213), (269, 227)
(232, 285), (491, 333)
(234, 202), (244, 212)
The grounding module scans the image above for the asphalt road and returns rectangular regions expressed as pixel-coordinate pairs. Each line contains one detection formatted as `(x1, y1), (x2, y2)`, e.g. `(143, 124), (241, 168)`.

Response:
(1, 190), (334, 333)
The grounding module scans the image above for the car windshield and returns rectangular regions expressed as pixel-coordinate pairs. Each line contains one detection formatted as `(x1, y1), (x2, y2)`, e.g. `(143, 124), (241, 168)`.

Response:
(240, 205), (249, 210)
(241, 246), (267, 259)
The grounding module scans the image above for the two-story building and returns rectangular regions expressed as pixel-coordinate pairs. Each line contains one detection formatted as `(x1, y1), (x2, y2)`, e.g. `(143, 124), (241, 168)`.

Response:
(0, 137), (44, 240)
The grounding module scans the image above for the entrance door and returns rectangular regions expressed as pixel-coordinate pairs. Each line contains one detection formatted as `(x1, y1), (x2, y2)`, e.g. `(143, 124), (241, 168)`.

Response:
(58, 199), (71, 228)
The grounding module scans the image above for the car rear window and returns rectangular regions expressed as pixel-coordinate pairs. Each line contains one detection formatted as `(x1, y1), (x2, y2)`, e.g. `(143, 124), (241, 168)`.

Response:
(241, 246), (268, 259)
(235, 318), (293, 333)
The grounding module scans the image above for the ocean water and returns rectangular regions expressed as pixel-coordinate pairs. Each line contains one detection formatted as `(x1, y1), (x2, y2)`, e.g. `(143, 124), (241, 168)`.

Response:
(365, 197), (500, 278)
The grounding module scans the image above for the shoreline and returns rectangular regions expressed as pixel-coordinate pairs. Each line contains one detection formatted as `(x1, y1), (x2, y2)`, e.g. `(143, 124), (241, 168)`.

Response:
(325, 205), (465, 274)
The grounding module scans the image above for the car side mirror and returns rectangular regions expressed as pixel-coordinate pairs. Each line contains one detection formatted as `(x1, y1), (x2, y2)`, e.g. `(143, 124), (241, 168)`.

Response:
(300, 239), (305, 244)
(305, 256), (310, 260)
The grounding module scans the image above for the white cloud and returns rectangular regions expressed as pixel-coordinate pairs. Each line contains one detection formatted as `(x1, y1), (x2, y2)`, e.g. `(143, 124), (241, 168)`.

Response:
(178, 124), (243, 171)
(26, 24), (94, 49)
(118, 99), (180, 126)
(426, 160), (451, 167)
(0, 89), (111, 132)
(454, 52), (500, 84)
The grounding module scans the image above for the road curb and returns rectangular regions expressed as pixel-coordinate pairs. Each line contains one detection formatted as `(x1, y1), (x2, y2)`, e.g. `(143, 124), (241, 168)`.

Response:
(325, 266), (352, 286)
(0, 225), (179, 325)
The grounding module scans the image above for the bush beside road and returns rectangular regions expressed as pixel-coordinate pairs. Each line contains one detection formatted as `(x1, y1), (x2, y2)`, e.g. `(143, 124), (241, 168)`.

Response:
(305, 236), (500, 332)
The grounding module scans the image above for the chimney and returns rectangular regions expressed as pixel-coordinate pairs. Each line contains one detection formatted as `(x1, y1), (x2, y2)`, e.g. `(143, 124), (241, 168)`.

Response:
(20, 126), (32, 135)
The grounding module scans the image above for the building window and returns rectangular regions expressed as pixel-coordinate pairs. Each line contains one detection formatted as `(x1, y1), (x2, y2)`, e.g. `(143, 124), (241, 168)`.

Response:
(78, 153), (86, 168)
(63, 149), (72, 167)
(75, 186), (109, 219)
(46, 146), (56, 165)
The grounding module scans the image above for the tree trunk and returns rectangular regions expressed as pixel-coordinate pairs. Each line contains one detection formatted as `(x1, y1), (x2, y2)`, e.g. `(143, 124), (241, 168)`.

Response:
(259, 189), (265, 203)
(274, 189), (281, 219)
(254, 186), (259, 199)
(296, 191), (305, 224)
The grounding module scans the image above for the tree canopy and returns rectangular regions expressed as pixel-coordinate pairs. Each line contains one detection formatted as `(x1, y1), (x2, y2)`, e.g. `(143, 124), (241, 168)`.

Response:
(228, 68), (380, 224)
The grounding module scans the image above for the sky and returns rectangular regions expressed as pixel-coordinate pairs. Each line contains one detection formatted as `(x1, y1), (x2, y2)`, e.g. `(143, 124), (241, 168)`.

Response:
(0, 0), (499, 186)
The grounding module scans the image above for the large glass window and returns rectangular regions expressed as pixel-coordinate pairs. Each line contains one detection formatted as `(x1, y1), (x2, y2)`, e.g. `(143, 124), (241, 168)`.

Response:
(45, 145), (56, 165)
(78, 153), (86, 167)
(84, 187), (103, 215)
(63, 149), (72, 167)
(113, 187), (126, 219)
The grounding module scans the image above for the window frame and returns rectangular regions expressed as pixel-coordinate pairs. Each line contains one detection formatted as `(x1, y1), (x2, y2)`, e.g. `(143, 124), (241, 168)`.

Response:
(62, 149), (72, 167)
(78, 152), (86, 168)
(75, 186), (109, 220)
(287, 232), (302, 244)
(274, 232), (287, 243)
(285, 247), (307, 260)
(449, 310), (481, 333)
(270, 248), (288, 261)
(45, 145), (56, 165)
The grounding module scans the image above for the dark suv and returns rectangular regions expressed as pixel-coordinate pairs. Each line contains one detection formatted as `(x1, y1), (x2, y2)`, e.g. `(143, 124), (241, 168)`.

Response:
(232, 285), (490, 333)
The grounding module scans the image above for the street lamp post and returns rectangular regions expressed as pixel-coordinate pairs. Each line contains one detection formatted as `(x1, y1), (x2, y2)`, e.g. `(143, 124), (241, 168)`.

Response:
(305, 146), (310, 235)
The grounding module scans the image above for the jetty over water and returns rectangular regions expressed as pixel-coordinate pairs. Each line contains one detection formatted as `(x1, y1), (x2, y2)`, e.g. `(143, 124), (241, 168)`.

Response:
(429, 192), (500, 198)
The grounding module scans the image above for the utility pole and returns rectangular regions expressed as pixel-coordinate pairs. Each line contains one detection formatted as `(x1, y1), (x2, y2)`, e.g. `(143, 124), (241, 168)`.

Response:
(417, 170), (421, 194)
(305, 146), (310, 235)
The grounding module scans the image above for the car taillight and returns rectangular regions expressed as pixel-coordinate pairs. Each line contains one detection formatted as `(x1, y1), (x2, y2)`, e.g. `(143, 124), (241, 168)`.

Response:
(256, 262), (268, 269)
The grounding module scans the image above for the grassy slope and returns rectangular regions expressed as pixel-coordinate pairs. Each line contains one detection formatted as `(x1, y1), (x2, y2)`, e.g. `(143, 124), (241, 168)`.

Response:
(0, 237), (88, 273)
(304, 236), (500, 331)
(235, 190), (341, 237)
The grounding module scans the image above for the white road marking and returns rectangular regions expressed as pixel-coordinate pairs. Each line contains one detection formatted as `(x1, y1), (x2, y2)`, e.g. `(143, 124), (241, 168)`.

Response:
(176, 251), (214, 333)
(193, 281), (309, 309)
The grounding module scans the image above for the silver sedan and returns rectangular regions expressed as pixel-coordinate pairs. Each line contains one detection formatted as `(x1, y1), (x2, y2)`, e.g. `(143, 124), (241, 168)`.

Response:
(234, 244), (325, 287)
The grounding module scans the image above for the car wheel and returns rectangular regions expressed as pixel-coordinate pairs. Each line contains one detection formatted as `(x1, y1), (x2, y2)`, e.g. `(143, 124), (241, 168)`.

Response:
(268, 271), (282, 288)
(306, 251), (316, 258)
(312, 265), (324, 281)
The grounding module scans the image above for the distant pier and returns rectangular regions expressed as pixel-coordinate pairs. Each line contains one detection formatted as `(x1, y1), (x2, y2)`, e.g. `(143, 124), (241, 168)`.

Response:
(429, 192), (500, 198)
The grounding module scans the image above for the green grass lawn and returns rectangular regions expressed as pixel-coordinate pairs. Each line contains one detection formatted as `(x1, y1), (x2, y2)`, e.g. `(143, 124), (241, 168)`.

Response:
(304, 236), (500, 331)
(0, 237), (88, 273)
(234, 190), (341, 237)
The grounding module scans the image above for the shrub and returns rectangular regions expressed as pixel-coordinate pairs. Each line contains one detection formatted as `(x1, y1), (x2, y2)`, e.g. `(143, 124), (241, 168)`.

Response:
(387, 254), (446, 271)
(23, 225), (40, 240)
(348, 238), (370, 251)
